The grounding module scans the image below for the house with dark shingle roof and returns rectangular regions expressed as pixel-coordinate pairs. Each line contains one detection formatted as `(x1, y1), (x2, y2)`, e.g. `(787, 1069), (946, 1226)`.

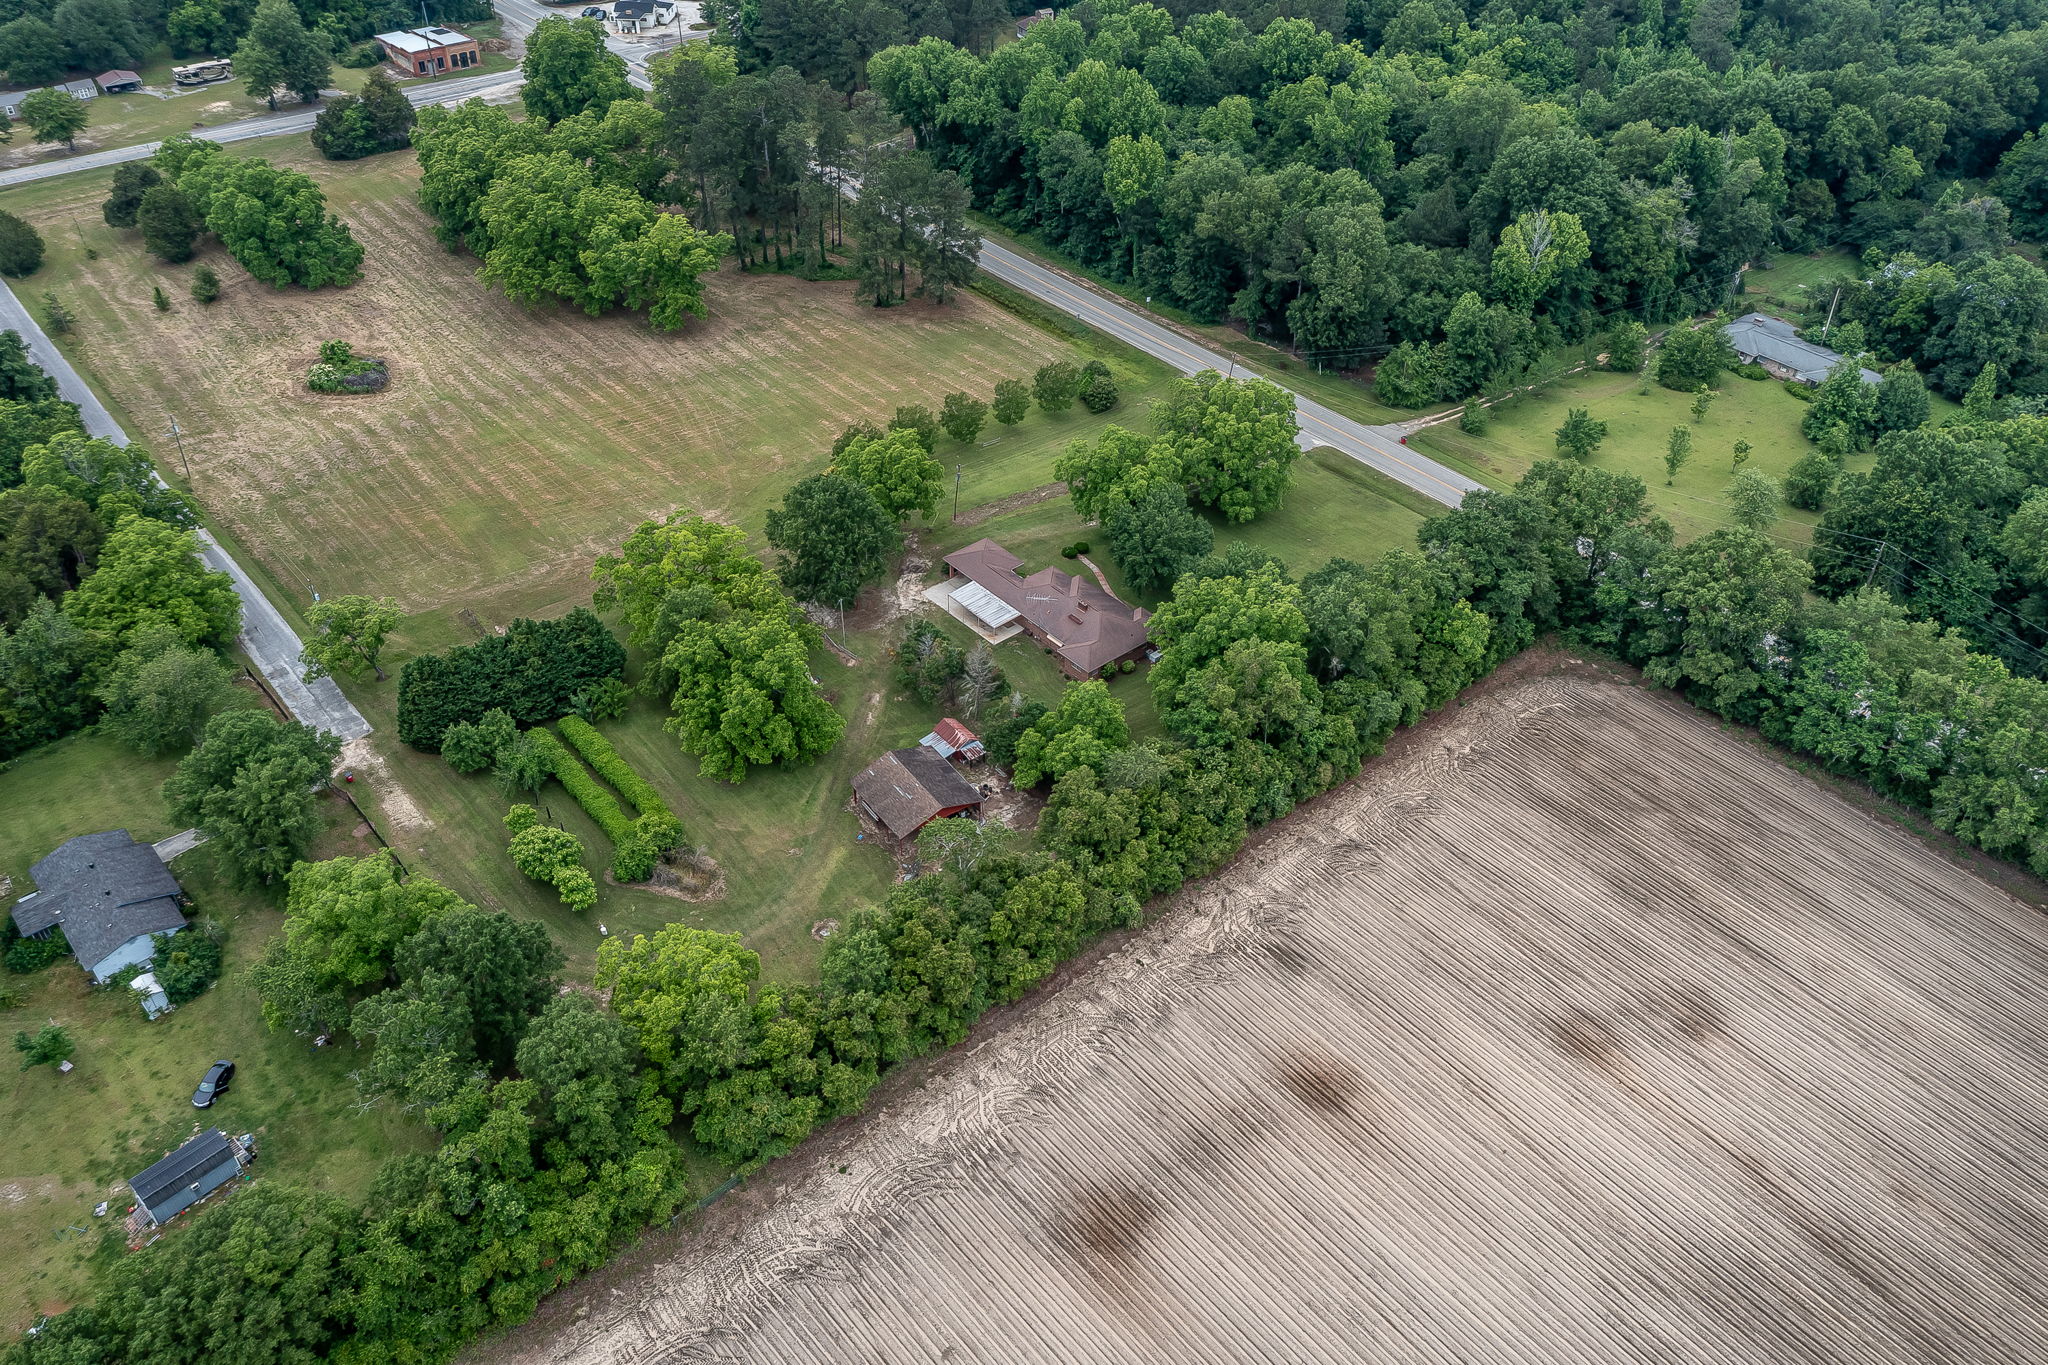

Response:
(1724, 312), (1882, 387)
(852, 747), (983, 841)
(129, 1128), (251, 1227)
(941, 538), (1153, 680)
(11, 830), (188, 983)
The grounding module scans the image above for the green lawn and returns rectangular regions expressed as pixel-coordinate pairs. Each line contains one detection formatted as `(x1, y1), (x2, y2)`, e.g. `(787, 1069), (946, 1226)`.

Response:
(0, 732), (181, 894)
(1738, 248), (1862, 325)
(1414, 368), (1847, 545)
(0, 758), (427, 1331)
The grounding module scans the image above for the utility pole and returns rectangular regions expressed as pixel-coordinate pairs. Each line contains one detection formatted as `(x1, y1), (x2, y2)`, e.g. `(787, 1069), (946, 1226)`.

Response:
(1863, 540), (1887, 591)
(953, 463), (961, 521)
(1823, 283), (1842, 340)
(166, 416), (190, 483)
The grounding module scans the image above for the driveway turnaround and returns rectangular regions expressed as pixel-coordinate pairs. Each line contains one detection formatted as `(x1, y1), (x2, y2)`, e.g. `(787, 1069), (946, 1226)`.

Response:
(0, 278), (371, 741)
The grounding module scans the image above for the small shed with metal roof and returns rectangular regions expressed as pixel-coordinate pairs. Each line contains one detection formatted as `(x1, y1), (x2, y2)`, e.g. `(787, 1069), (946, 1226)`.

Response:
(128, 1128), (250, 1227)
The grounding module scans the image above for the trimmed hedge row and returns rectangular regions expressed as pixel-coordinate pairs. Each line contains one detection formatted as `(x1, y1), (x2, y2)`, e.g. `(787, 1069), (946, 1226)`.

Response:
(557, 716), (674, 820)
(533, 728), (683, 882)
(529, 729), (635, 846)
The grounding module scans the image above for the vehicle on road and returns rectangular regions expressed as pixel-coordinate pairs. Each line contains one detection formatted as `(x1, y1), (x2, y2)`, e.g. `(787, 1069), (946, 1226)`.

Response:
(191, 1059), (235, 1108)
(172, 58), (233, 87)
(581, 6), (607, 14)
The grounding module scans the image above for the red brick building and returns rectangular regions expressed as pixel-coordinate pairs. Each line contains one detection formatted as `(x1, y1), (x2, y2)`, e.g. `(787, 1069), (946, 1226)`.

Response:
(373, 26), (481, 77)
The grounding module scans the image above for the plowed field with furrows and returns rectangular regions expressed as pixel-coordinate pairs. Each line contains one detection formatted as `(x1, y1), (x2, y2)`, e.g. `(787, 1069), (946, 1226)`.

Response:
(493, 673), (2048, 1365)
(17, 157), (1065, 615)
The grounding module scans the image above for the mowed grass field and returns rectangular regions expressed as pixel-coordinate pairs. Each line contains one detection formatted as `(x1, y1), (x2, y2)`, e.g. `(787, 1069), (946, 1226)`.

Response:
(0, 742), (428, 1331)
(1415, 368), (1839, 545)
(3, 145), (1107, 622)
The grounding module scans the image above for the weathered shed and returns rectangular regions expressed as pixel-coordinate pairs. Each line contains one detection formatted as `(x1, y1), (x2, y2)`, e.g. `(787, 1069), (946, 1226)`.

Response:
(853, 747), (983, 840)
(920, 717), (984, 762)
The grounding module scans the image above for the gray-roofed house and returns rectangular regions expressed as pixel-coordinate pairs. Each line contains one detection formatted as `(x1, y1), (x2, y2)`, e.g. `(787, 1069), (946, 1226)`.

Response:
(941, 538), (1153, 680)
(128, 1128), (251, 1227)
(1724, 312), (1882, 387)
(852, 747), (983, 841)
(11, 830), (189, 983)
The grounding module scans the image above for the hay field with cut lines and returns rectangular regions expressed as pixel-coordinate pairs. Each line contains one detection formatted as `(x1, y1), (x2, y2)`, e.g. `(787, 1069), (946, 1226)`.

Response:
(6, 149), (1077, 619)
(492, 667), (2048, 1365)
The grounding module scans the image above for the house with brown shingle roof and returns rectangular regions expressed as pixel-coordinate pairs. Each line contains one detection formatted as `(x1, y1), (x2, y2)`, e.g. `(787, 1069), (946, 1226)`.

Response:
(941, 538), (1152, 680)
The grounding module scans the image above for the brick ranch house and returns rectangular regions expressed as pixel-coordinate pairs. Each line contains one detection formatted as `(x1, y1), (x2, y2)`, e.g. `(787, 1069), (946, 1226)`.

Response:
(940, 538), (1152, 681)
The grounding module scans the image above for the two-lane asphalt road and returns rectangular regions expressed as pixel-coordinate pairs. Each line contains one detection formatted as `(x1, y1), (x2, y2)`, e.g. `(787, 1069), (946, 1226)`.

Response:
(977, 240), (1480, 508)
(0, 69), (525, 190)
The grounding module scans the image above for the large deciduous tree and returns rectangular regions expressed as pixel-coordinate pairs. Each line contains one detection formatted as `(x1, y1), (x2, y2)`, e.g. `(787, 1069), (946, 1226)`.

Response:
(1153, 372), (1299, 523)
(595, 924), (760, 1115)
(829, 427), (944, 521)
(1103, 482), (1210, 593)
(593, 512), (844, 780)
(478, 152), (729, 330)
(171, 145), (363, 287)
(235, 0), (330, 110)
(63, 515), (238, 648)
(163, 710), (344, 888)
(301, 593), (400, 681)
(1011, 679), (1130, 787)
(93, 622), (238, 755)
(765, 473), (898, 606)
(522, 17), (634, 125)
(250, 851), (466, 1031)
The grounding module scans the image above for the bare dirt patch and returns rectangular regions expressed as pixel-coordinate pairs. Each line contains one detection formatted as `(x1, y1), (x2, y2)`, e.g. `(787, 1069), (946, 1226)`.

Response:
(338, 737), (429, 834)
(955, 481), (1067, 528)
(484, 671), (2048, 1365)
(604, 852), (726, 904)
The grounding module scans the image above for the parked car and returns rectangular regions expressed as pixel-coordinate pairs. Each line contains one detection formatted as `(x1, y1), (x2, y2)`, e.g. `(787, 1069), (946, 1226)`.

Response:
(580, 5), (606, 14)
(191, 1059), (235, 1108)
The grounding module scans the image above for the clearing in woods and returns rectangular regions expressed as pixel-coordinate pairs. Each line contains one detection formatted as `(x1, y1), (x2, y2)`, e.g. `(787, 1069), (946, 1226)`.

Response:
(486, 664), (2048, 1365)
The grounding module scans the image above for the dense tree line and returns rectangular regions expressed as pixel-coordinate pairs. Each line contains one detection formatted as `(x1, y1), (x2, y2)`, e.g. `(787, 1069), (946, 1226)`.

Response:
(851, 0), (2048, 402)
(396, 606), (625, 750)
(0, 343), (249, 762)
(1807, 414), (2048, 676)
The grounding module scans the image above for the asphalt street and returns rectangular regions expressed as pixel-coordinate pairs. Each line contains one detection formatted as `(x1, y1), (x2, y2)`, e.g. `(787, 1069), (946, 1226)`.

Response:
(0, 279), (371, 740)
(976, 240), (1481, 508)
(0, 69), (526, 189)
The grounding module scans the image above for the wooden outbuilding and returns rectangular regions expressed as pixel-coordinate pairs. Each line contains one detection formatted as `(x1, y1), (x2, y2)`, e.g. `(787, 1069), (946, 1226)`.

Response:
(853, 747), (983, 840)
